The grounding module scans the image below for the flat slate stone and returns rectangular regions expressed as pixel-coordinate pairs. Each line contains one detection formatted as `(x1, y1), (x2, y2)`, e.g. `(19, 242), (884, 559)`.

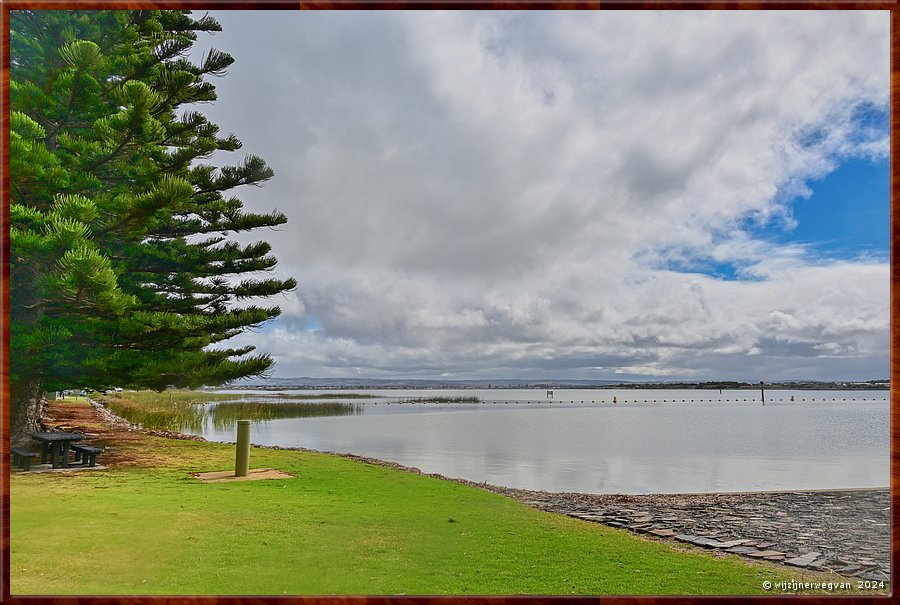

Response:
(676, 535), (722, 547)
(785, 552), (821, 567)
(683, 537), (709, 546)
(691, 537), (724, 548)
(674, 534), (698, 543)
(650, 528), (676, 537)
(747, 550), (784, 558)
(715, 539), (752, 548)
(725, 546), (759, 555)
(784, 558), (810, 567)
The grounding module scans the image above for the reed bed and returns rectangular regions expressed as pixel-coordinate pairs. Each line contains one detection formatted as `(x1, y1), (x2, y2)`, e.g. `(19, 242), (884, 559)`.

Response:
(206, 401), (362, 430)
(99, 390), (363, 432)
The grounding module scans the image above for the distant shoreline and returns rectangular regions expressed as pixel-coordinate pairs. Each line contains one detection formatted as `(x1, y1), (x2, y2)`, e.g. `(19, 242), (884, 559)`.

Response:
(219, 380), (889, 391)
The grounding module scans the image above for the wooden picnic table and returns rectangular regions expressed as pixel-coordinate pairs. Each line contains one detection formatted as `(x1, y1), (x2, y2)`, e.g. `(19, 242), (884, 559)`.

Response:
(29, 432), (83, 469)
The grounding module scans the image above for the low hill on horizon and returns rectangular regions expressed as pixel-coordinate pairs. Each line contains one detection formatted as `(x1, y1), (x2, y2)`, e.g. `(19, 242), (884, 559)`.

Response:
(220, 377), (889, 390)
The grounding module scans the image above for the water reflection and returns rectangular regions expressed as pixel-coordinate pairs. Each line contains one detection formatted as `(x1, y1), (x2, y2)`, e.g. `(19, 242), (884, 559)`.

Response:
(205, 400), (363, 430)
(186, 389), (889, 494)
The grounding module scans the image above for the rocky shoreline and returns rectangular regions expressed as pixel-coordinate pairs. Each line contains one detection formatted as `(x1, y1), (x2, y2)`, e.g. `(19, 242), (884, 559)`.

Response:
(86, 398), (892, 584)
(495, 487), (890, 583)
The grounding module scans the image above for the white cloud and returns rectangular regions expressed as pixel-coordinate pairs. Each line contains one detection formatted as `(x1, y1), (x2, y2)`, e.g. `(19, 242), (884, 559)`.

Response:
(194, 10), (889, 381)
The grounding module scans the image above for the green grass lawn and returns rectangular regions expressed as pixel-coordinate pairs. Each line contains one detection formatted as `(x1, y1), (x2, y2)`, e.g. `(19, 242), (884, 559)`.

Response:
(10, 430), (855, 596)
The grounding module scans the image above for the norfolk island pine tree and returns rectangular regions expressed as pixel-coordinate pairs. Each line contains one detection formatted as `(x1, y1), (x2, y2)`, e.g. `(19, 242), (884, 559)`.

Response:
(9, 10), (296, 443)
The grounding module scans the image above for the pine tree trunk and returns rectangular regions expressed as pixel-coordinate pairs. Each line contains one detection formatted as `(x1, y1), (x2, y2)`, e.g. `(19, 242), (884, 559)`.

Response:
(9, 378), (46, 446)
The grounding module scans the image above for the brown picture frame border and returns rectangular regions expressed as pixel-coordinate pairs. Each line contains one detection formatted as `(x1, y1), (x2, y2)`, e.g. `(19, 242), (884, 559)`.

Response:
(1, 1), (895, 603)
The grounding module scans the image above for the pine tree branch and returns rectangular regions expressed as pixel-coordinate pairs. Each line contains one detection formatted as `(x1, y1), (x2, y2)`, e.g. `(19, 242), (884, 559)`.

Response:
(45, 67), (83, 151)
(83, 118), (139, 173)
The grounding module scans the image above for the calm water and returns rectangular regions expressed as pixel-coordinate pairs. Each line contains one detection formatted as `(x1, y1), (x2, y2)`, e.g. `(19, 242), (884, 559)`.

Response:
(191, 389), (889, 494)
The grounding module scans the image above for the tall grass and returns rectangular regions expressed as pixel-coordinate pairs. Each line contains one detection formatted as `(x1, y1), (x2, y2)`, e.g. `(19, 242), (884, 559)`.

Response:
(408, 396), (481, 403)
(104, 390), (246, 405)
(102, 397), (207, 432)
(98, 390), (363, 432)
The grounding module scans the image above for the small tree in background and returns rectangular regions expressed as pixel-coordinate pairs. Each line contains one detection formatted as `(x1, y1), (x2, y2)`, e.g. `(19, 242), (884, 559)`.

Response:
(10, 10), (296, 442)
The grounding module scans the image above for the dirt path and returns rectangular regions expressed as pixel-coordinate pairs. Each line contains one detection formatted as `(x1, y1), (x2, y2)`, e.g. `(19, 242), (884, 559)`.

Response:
(42, 397), (201, 466)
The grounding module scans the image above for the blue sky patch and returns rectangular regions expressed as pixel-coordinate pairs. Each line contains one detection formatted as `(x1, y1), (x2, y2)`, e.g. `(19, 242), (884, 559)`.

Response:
(637, 245), (755, 282)
(654, 257), (745, 281)
(649, 153), (888, 282)
(757, 156), (889, 261)
(850, 102), (889, 145)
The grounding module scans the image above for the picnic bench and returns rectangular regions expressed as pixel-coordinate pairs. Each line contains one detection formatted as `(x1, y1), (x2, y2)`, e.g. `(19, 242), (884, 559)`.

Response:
(28, 431), (84, 469)
(11, 446), (39, 471)
(70, 444), (103, 467)
(12, 432), (104, 471)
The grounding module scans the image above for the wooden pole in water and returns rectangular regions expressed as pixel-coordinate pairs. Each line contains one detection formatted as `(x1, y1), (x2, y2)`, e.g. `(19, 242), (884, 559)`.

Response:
(235, 420), (251, 477)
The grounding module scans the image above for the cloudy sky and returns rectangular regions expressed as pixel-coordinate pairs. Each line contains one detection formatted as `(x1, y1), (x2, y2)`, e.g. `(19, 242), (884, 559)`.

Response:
(190, 10), (889, 382)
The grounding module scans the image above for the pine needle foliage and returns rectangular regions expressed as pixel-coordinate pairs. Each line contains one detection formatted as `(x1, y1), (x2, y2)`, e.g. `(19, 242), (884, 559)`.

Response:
(9, 10), (297, 436)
